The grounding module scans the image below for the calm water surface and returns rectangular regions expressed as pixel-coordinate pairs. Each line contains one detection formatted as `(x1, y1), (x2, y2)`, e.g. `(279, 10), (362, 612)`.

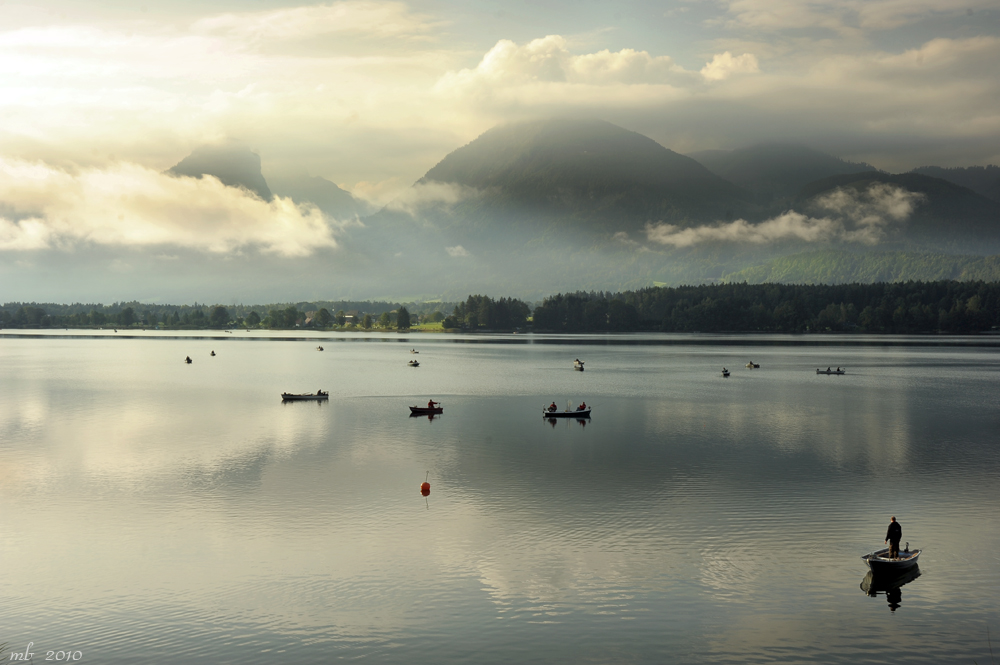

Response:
(1, 331), (999, 663)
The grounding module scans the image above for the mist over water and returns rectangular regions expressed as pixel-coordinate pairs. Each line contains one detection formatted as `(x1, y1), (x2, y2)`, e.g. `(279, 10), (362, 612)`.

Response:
(1, 331), (998, 664)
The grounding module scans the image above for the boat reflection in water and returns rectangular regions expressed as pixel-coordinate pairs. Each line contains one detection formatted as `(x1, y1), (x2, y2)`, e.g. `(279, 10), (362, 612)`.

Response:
(546, 416), (590, 428)
(860, 567), (921, 612)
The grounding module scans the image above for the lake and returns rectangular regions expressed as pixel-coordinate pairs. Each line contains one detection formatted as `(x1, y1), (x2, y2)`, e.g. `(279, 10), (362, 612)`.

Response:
(1, 331), (999, 664)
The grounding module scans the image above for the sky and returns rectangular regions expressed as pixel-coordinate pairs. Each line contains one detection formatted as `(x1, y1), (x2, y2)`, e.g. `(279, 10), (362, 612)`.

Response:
(1, 0), (1000, 302)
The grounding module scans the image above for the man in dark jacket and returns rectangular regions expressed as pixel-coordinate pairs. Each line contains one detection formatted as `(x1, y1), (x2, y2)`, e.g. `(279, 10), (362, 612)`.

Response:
(885, 516), (902, 559)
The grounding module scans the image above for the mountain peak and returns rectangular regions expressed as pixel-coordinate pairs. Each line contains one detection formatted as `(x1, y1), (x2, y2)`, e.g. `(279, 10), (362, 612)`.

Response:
(416, 117), (749, 227)
(168, 143), (273, 201)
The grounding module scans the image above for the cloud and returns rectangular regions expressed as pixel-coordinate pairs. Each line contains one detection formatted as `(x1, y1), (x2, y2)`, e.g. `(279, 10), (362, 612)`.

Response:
(700, 52), (760, 81)
(0, 158), (342, 255)
(646, 183), (924, 247)
(646, 211), (842, 247)
(385, 181), (476, 216)
(192, 1), (439, 43)
(445, 245), (469, 257)
(815, 181), (925, 225)
(721, 0), (996, 34)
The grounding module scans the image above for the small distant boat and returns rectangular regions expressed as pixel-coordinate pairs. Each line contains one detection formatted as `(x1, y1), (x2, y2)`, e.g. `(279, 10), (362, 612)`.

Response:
(746, 362), (760, 368)
(210, 350), (216, 356)
(408, 360), (420, 367)
(573, 359), (585, 371)
(317, 346), (324, 351)
(722, 368), (730, 377)
(410, 349), (419, 354)
(817, 368), (846, 374)
(281, 391), (329, 401)
(861, 544), (921, 574)
(409, 405), (443, 415)
(185, 356), (192, 364)
(544, 407), (592, 418)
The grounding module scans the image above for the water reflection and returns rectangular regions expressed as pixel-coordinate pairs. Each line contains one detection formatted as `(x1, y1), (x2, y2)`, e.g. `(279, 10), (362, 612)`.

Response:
(861, 567), (922, 612)
(545, 416), (590, 428)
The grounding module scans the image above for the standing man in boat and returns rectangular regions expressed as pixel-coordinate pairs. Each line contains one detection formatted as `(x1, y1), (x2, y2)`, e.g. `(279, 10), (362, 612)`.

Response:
(885, 516), (902, 559)
(427, 399), (439, 410)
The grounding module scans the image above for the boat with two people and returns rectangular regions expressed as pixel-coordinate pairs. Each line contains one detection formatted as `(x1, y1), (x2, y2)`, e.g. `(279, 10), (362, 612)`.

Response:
(281, 390), (329, 401)
(817, 367), (846, 374)
(544, 401), (592, 418)
(408, 359), (420, 367)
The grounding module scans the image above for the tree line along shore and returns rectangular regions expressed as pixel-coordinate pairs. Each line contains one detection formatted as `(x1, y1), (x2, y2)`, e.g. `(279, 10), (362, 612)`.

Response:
(2, 281), (999, 334)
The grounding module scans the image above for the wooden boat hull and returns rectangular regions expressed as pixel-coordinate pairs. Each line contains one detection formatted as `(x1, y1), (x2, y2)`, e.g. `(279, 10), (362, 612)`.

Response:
(861, 548), (920, 574)
(281, 393), (329, 401)
(409, 406), (443, 414)
(544, 409), (591, 418)
(817, 369), (846, 374)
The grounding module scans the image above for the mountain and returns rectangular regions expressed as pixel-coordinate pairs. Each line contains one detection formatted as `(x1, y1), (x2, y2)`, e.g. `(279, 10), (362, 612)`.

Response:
(910, 165), (1000, 203)
(688, 144), (876, 201)
(267, 175), (374, 219)
(168, 143), (273, 201)
(346, 120), (1000, 297)
(722, 250), (1000, 284)
(797, 172), (1000, 251)
(415, 117), (753, 235)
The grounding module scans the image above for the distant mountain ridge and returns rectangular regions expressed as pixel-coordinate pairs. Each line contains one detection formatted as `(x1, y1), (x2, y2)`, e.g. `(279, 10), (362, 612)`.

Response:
(722, 250), (1000, 284)
(168, 143), (371, 219)
(688, 144), (876, 200)
(910, 165), (1000, 203)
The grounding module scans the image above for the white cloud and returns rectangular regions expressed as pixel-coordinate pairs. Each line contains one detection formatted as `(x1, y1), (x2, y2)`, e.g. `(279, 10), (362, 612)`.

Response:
(700, 51), (760, 81)
(646, 211), (841, 247)
(385, 181), (476, 215)
(815, 182), (925, 225)
(646, 183), (924, 247)
(445, 245), (469, 258)
(0, 158), (342, 255)
(192, 1), (439, 43)
(436, 35), (695, 91)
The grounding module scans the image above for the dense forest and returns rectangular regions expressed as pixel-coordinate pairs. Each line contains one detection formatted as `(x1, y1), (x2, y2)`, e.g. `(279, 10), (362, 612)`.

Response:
(0, 300), (455, 330)
(532, 281), (1000, 333)
(2, 281), (999, 334)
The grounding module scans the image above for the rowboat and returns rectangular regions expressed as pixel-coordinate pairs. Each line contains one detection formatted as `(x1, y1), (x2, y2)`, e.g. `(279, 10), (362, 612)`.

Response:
(722, 368), (730, 377)
(573, 359), (585, 371)
(409, 406), (443, 415)
(281, 392), (329, 401)
(746, 362), (760, 368)
(544, 408), (592, 418)
(408, 360), (420, 367)
(861, 545), (921, 574)
(817, 368), (846, 374)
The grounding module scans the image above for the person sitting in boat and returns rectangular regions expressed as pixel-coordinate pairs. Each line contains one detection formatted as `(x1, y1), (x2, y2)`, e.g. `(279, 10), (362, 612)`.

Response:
(885, 516), (902, 559)
(427, 399), (439, 409)
(827, 367), (831, 371)
(836, 367), (841, 372)
(577, 402), (587, 410)
(548, 402), (558, 412)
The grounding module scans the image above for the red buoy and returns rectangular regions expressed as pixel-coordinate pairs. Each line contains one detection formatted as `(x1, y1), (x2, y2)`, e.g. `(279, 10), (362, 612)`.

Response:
(420, 471), (430, 495)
